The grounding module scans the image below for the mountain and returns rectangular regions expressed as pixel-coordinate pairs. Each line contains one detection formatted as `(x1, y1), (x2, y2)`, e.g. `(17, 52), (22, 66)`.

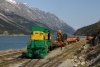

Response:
(74, 20), (100, 36)
(0, 0), (75, 35)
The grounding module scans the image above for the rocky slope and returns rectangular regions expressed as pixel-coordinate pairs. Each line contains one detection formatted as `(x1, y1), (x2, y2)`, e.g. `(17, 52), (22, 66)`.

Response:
(0, 0), (75, 35)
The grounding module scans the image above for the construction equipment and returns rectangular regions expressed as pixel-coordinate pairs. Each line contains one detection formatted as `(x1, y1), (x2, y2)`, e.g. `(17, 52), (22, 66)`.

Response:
(52, 30), (67, 46)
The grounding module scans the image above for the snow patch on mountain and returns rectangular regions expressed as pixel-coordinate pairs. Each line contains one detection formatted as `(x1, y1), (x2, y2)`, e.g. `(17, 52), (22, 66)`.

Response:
(6, 0), (17, 4)
(23, 3), (29, 7)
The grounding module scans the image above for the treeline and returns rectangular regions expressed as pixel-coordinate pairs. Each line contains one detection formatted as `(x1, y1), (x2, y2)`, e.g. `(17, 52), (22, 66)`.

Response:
(74, 20), (100, 36)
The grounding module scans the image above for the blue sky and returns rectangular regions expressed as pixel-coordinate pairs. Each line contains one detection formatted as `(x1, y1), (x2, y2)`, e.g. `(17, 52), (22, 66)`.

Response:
(16, 0), (100, 30)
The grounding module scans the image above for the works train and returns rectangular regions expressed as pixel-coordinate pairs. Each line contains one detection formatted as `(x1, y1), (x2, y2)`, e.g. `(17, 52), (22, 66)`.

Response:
(26, 26), (52, 58)
(26, 26), (78, 58)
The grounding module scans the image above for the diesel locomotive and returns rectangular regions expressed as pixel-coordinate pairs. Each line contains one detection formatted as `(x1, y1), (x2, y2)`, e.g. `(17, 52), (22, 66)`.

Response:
(26, 26), (52, 58)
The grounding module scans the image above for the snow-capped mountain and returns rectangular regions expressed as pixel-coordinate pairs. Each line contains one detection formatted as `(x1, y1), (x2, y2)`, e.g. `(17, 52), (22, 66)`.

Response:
(0, 0), (75, 35)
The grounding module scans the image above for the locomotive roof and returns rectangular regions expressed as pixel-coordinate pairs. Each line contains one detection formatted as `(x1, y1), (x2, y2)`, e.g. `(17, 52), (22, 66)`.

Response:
(31, 26), (50, 33)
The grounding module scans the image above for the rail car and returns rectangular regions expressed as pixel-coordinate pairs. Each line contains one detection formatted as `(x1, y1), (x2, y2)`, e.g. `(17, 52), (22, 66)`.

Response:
(66, 37), (79, 44)
(26, 26), (52, 58)
(86, 34), (93, 40)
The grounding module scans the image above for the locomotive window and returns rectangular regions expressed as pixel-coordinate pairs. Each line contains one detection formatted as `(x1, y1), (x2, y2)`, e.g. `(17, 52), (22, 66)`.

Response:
(40, 32), (43, 35)
(31, 32), (33, 35)
(35, 32), (38, 34)
(48, 33), (50, 40)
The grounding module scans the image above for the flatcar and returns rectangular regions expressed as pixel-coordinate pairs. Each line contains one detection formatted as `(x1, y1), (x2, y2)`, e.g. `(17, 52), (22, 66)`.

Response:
(26, 26), (52, 58)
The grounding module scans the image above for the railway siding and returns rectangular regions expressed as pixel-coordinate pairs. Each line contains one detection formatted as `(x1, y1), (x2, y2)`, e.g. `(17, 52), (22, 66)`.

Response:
(2, 38), (99, 67)
(16, 38), (86, 67)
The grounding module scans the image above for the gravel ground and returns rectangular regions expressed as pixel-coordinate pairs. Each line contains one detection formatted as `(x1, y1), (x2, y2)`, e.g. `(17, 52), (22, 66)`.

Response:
(58, 59), (76, 67)
(9, 60), (28, 67)
(44, 48), (63, 59)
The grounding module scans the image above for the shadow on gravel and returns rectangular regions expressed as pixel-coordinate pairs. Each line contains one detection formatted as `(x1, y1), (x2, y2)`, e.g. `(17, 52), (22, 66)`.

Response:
(19, 52), (42, 59)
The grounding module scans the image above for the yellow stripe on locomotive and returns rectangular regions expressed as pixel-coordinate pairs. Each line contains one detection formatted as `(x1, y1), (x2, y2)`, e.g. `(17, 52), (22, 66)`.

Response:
(31, 31), (44, 40)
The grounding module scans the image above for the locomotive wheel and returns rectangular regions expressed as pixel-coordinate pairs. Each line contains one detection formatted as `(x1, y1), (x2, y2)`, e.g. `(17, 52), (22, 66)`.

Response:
(47, 49), (50, 53)
(49, 46), (52, 51)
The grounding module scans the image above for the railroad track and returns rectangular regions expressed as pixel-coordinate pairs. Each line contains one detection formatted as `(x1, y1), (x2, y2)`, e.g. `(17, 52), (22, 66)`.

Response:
(22, 59), (41, 67)
(0, 51), (24, 61)
(20, 50), (72, 67)
(0, 51), (26, 67)
(0, 57), (25, 67)
(39, 51), (72, 67)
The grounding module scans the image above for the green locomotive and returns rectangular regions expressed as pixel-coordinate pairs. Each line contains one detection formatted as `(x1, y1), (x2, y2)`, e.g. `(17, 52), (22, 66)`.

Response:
(26, 26), (52, 58)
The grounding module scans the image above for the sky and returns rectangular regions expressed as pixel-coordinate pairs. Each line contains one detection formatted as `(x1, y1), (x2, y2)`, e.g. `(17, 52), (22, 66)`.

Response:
(16, 0), (100, 30)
